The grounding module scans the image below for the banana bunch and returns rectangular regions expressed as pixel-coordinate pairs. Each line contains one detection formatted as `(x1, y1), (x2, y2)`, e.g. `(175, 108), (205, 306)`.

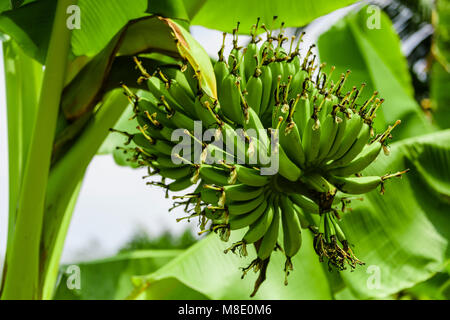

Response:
(117, 19), (408, 296)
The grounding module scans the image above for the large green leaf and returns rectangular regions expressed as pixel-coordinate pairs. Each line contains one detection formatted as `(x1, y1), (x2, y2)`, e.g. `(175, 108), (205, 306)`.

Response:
(53, 250), (197, 300)
(0, 0), (193, 63)
(335, 130), (450, 299)
(318, 6), (436, 140)
(131, 230), (333, 300)
(398, 269), (450, 300)
(190, 0), (360, 33)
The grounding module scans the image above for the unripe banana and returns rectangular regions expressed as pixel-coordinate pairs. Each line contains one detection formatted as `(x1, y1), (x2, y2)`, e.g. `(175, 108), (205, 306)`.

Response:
(289, 194), (319, 214)
(162, 66), (195, 100)
(223, 184), (265, 202)
(200, 187), (221, 206)
(159, 166), (192, 180)
(228, 192), (266, 216)
(327, 123), (370, 169)
(259, 65), (273, 116)
(243, 198), (274, 244)
(257, 200), (280, 260)
(329, 112), (363, 160)
(124, 20), (405, 292)
(329, 141), (382, 176)
(279, 121), (306, 168)
(293, 94), (311, 136)
(194, 94), (218, 128)
(317, 114), (339, 162)
(229, 198), (269, 230)
(302, 117), (321, 164)
(214, 60), (229, 92)
(146, 76), (185, 114)
(167, 79), (197, 118)
(280, 196), (302, 258)
(199, 165), (231, 186)
(168, 175), (194, 191)
(245, 72), (263, 115)
(219, 74), (245, 125)
(327, 175), (382, 194)
(231, 165), (271, 187)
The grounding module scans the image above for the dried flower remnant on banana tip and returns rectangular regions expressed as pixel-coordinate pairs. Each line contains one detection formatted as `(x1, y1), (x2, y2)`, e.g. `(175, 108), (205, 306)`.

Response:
(113, 18), (408, 297)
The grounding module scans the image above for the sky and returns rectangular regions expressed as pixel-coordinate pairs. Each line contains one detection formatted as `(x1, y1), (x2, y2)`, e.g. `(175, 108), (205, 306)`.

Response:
(0, 4), (359, 265)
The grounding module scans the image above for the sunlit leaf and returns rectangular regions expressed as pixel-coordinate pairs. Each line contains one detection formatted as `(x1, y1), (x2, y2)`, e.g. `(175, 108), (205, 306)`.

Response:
(54, 250), (185, 300)
(336, 130), (450, 299)
(131, 230), (333, 300)
(190, 0), (360, 34)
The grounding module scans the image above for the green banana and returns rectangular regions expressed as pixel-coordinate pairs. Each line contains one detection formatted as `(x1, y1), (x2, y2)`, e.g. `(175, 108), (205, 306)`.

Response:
(229, 198), (269, 230)
(137, 98), (175, 129)
(259, 64), (273, 116)
(201, 143), (235, 164)
(133, 132), (174, 156)
(302, 117), (321, 165)
(244, 107), (270, 149)
(245, 71), (263, 115)
(257, 199), (280, 260)
(289, 194), (319, 214)
(168, 175), (194, 191)
(279, 120), (306, 168)
(228, 192), (266, 216)
(316, 114), (339, 162)
(231, 165), (271, 187)
(159, 166), (192, 180)
(199, 165), (231, 186)
(274, 142), (302, 182)
(243, 199), (274, 244)
(194, 94), (218, 128)
(244, 24), (259, 80)
(146, 75), (185, 114)
(223, 184), (265, 202)
(288, 69), (308, 101)
(280, 196), (302, 257)
(329, 213), (347, 243)
(219, 73), (245, 125)
(328, 112), (363, 160)
(200, 187), (221, 206)
(324, 212), (335, 243)
(302, 173), (335, 193)
(167, 79), (197, 118)
(153, 154), (187, 168)
(327, 175), (382, 194)
(182, 64), (199, 96)
(293, 93), (311, 137)
(329, 141), (382, 176)
(204, 206), (226, 221)
(327, 123), (370, 169)
(162, 66), (195, 100)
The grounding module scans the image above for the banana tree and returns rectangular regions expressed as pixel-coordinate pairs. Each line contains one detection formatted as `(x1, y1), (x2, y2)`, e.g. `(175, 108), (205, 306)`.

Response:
(0, 0), (448, 300)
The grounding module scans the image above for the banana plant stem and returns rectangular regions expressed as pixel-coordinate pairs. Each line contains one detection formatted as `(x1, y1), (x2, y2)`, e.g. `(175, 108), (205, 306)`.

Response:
(1, 0), (76, 299)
